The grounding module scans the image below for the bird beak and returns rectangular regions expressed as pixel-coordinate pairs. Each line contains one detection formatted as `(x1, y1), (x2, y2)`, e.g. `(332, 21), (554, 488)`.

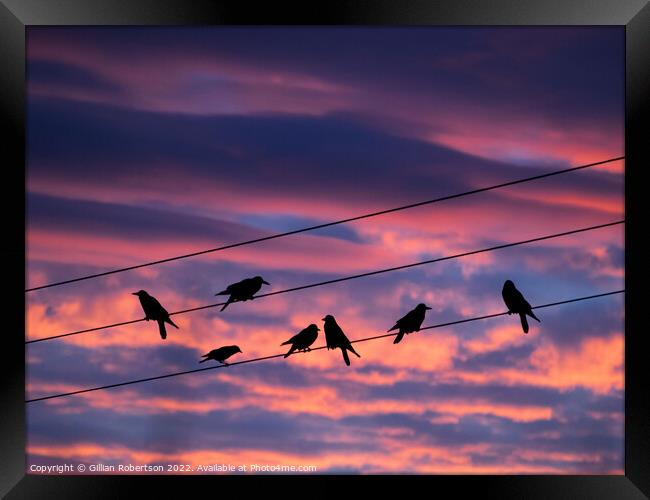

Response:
(322, 317), (326, 321)
(131, 292), (139, 296)
(262, 280), (270, 285)
(425, 306), (432, 310)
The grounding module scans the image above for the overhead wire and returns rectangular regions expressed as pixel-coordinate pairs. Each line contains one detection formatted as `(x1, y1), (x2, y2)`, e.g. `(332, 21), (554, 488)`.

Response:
(25, 289), (624, 403)
(25, 156), (624, 293)
(26, 220), (624, 344)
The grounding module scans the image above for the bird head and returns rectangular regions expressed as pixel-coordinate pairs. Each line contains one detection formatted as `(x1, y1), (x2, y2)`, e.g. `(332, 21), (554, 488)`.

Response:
(417, 303), (432, 311)
(255, 276), (271, 286)
(233, 345), (243, 353)
(322, 314), (334, 322)
(503, 280), (515, 290)
(131, 290), (148, 297)
(309, 323), (320, 331)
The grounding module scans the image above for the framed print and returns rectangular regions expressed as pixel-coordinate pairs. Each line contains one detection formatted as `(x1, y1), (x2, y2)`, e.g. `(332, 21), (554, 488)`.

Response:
(1, 0), (648, 498)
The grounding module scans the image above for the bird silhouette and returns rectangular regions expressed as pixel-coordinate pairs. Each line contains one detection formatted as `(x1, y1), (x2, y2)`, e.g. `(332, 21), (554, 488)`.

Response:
(388, 303), (432, 344)
(132, 290), (179, 340)
(322, 315), (360, 366)
(215, 276), (270, 311)
(281, 324), (320, 358)
(199, 345), (242, 365)
(502, 280), (540, 334)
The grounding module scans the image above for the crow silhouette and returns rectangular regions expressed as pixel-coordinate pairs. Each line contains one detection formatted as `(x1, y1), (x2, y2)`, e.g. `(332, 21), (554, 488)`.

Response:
(132, 290), (179, 340)
(215, 276), (270, 311)
(388, 303), (432, 344)
(323, 315), (360, 366)
(502, 280), (540, 334)
(199, 345), (242, 365)
(281, 324), (320, 358)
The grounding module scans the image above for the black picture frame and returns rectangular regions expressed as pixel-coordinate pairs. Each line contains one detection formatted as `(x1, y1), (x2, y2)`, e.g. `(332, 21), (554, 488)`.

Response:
(2, 0), (647, 497)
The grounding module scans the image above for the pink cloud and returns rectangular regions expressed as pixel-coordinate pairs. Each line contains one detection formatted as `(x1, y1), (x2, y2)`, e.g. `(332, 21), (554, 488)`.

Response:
(454, 333), (624, 394)
(27, 33), (623, 171)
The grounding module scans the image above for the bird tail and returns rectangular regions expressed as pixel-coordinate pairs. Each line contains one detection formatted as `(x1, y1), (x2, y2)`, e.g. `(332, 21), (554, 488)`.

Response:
(215, 289), (228, 296)
(529, 310), (541, 323)
(280, 340), (292, 346)
(158, 320), (167, 340)
(199, 358), (209, 363)
(220, 297), (233, 312)
(284, 345), (297, 358)
(393, 331), (405, 344)
(519, 313), (529, 334)
(341, 349), (351, 366)
(348, 344), (361, 358)
(166, 317), (179, 329)
(387, 323), (398, 333)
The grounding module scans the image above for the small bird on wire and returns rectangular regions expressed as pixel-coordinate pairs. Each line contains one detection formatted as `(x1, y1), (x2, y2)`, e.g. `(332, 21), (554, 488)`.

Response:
(281, 324), (320, 358)
(322, 315), (360, 366)
(199, 345), (243, 365)
(502, 280), (540, 334)
(132, 290), (179, 340)
(388, 303), (432, 344)
(215, 276), (271, 311)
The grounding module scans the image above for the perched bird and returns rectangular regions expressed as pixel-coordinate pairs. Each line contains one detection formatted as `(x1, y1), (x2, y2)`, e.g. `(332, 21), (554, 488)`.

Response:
(199, 345), (243, 365)
(215, 276), (271, 311)
(322, 315), (360, 366)
(281, 324), (320, 358)
(132, 290), (179, 340)
(502, 280), (541, 334)
(388, 303), (432, 344)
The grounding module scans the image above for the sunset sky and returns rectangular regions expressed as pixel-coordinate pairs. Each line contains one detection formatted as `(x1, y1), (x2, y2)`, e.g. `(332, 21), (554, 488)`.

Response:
(25, 27), (624, 474)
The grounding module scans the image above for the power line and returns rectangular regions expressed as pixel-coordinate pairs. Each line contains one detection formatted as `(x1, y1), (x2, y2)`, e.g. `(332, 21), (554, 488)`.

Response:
(25, 289), (624, 403)
(25, 156), (624, 293)
(26, 220), (624, 345)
